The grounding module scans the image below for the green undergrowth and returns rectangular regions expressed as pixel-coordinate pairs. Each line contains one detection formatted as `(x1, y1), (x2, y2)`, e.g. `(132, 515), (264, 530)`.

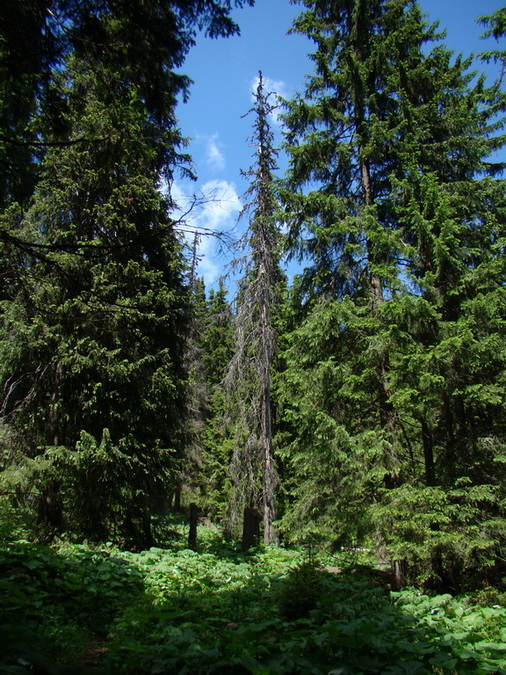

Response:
(1, 528), (505, 674)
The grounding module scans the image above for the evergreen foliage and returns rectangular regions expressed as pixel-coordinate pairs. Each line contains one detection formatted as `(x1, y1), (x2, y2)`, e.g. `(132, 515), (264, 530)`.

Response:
(479, 7), (506, 83)
(0, 0), (505, 608)
(225, 74), (283, 544)
(199, 280), (236, 520)
(276, 0), (506, 588)
(0, 0), (253, 546)
(179, 271), (235, 518)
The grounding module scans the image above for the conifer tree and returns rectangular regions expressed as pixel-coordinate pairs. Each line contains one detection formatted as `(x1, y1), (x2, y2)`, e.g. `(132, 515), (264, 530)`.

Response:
(226, 74), (282, 545)
(278, 0), (431, 544)
(0, 0), (254, 544)
(202, 280), (235, 387)
(178, 255), (208, 512)
(278, 0), (506, 586)
(199, 280), (235, 520)
(377, 24), (506, 585)
(1, 49), (189, 544)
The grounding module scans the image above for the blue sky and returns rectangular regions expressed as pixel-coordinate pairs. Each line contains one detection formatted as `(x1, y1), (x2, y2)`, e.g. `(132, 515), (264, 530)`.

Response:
(173, 0), (504, 290)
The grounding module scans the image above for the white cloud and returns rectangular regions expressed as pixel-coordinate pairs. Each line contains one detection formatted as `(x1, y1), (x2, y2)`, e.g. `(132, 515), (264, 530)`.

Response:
(169, 181), (188, 216)
(206, 134), (226, 172)
(198, 179), (242, 230)
(250, 75), (291, 124)
(170, 179), (242, 286)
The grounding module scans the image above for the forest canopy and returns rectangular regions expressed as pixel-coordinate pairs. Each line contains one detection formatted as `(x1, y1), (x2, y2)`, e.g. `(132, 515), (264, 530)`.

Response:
(0, 0), (505, 598)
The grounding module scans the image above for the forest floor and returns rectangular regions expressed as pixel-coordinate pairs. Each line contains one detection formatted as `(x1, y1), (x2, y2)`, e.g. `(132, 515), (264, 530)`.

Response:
(1, 522), (506, 674)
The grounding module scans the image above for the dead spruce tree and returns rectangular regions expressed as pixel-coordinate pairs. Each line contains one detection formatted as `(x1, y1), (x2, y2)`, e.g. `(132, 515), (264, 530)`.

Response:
(225, 73), (282, 547)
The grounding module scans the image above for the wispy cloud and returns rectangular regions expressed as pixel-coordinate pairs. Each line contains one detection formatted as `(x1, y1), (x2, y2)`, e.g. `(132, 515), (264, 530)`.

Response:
(171, 179), (242, 286)
(250, 75), (291, 124)
(206, 134), (226, 172)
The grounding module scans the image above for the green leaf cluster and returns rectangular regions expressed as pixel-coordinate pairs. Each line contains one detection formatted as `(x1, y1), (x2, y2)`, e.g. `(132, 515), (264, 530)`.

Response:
(2, 539), (506, 673)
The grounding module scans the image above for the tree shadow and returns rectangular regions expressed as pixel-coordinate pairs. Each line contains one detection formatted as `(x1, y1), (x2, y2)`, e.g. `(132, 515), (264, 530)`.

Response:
(0, 541), (145, 674)
(100, 555), (478, 674)
(0, 540), (487, 674)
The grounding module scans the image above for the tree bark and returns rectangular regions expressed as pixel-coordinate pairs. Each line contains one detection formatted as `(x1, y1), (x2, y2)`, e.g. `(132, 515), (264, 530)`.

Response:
(421, 418), (435, 486)
(392, 558), (407, 589)
(241, 506), (260, 552)
(188, 502), (199, 551)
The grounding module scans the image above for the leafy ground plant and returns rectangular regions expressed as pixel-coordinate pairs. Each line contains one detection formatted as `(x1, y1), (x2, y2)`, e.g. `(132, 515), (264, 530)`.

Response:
(104, 544), (506, 674)
(1, 535), (506, 673)
(0, 542), (144, 670)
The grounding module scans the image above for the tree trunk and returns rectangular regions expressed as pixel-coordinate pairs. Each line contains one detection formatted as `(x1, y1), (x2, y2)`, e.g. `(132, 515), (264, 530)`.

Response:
(142, 500), (154, 548)
(173, 480), (181, 513)
(241, 506), (260, 552)
(421, 418), (435, 486)
(392, 558), (407, 589)
(188, 502), (199, 551)
(37, 479), (63, 533)
(260, 298), (277, 545)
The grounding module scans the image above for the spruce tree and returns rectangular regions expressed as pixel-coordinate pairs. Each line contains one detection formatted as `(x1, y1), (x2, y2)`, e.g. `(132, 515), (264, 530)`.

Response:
(1, 50), (189, 544)
(278, 0), (432, 545)
(199, 280), (235, 521)
(0, 0), (254, 545)
(279, 0), (506, 586)
(377, 27), (506, 586)
(226, 74), (282, 545)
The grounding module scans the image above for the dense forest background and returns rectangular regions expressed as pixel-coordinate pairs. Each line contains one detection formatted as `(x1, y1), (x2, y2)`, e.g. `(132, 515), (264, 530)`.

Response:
(1, 0), (505, 595)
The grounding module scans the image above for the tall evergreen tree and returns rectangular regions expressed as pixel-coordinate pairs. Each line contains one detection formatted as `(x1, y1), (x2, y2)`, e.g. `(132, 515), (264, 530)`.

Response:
(199, 280), (235, 521)
(1, 47), (189, 545)
(377, 30), (506, 586)
(278, 0), (432, 545)
(278, 0), (506, 587)
(0, 0), (254, 545)
(225, 74), (282, 545)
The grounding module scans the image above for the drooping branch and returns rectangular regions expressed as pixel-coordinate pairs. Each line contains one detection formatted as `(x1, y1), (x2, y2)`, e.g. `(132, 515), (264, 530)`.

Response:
(226, 72), (282, 545)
